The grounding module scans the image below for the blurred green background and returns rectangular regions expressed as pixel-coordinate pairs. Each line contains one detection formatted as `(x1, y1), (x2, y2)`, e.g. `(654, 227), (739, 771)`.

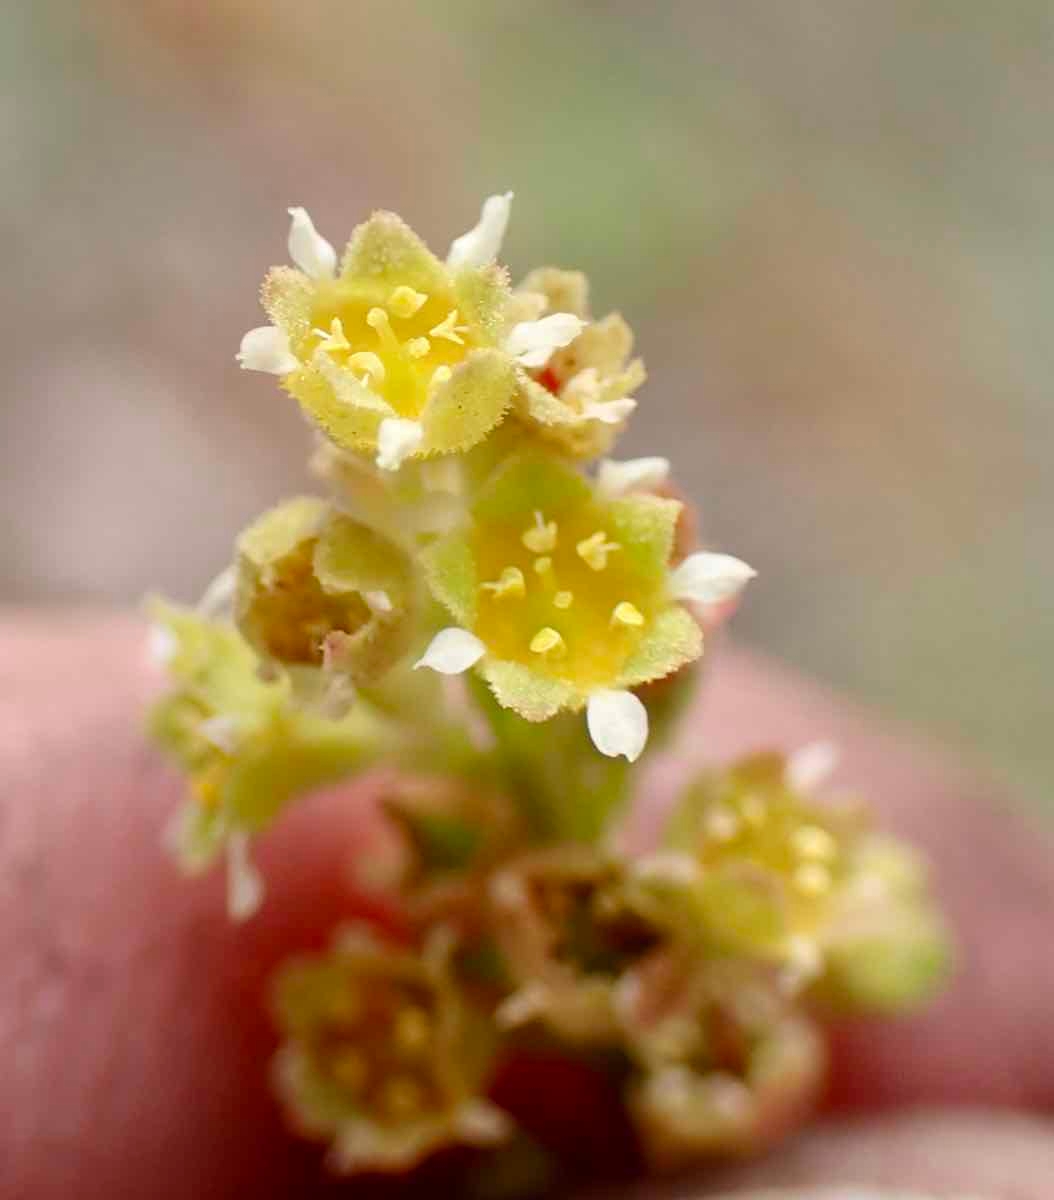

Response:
(3, 2), (1052, 806)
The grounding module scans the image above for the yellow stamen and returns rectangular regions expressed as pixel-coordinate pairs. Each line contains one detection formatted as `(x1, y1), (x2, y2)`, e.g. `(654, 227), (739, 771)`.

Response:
(326, 986), (361, 1023)
(704, 806), (740, 841)
(331, 1047), (368, 1091)
(394, 1006), (431, 1054)
(522, 512), (558, 554)
(429, 308), (468, 345)
(533, 556), (552, 575)
(793, 863), (832, 897)
(345, 351), (386, 385)
(382, 1075), (425, 1117)
(790, 826), (838, 862)
(482, 566), (526, 599)
(430, 364), (453, 391)
(577, 531), (620, 571)
(611, 601), (644, 628)
(530, 627), (566, 656)
(553, 591), (573, 609)
(741, 795), (767, 827)
(388, 285), (428, 318)
(405, 336), (431, 359)
(314, 317), (352, 355)
(366, 306), (399, 352)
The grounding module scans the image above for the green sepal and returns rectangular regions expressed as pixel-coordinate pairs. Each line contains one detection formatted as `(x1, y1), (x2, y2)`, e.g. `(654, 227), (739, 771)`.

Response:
(339, 210), (448, 295)
(419, 349), (517, 456)
(452, 262), (511, 346)
(607, 493), (681, 578)
(616, 606), (702, 690)
(420, 529), (478, 626)
(480, 660), (579, 725)
(472, 451), (591, 525)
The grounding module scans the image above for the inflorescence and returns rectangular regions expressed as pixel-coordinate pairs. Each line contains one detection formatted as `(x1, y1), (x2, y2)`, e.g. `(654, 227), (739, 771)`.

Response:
(147, 193), (949, 1186)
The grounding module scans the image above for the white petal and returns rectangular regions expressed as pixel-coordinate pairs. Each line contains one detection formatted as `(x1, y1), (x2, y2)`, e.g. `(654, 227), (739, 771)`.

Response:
(446, 191), (513, 269)
(226, 833), (264, 921)
(199, 714), (240, 754)
(196, 566), (236, 621)
(236, 325), (299, 375)
(146, 623), (177, 670)
(596, 456), (671, 498)
(414, 628), (486, 675)
(785, 740), (840, 792)
(287, 206), (337, 279)
(375, 417), (424, 471)
(669, 552), (757, 606)
(505, 312), (585, 368)
(581, 397), (637, 425)
(586, 688), (648, 762)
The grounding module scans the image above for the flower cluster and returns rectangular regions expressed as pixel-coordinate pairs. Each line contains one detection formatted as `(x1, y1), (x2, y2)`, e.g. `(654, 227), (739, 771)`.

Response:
(147, 193), (949, 1185)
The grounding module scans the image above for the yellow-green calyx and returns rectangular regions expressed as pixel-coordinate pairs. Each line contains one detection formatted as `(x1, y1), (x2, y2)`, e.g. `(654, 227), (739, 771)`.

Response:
(660, 751), (951, 1006)
(512, 267), (646, 459)
(243, 208), (519, 469)
(418, 453), (702, 758)
(147, 601), (388, 916)
(235, 495), (413, 687)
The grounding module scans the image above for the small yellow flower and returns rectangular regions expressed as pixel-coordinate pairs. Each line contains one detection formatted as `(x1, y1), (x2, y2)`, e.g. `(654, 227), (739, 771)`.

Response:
(661, 748), (951, 1004)
(415, 452), (755, 760)
(488, 846), (668, 1044)
(234, 495), (414, 694)
(237, 196), (585, 471)
(510, 267), (646, 459)
(271, 926), (510, 1174)
(621, 955), (826, 1171)
(146, 601), (384, 918)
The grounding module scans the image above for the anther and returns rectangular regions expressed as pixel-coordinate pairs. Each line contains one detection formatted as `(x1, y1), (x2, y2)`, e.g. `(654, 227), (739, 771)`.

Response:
(553, 591), (573, 609)
(331, 1047), (368, 1092)
(577, 531), (620, 571)
(522, 512), (557, 554)
(790, 825), (838, 862)
(430, 365), (453, 391)
(482, 566), (526, 599)
(326, 986), (361, 1022)
(704, 807), (740, 841)
(388, 285), (428, 318)
(346, 351), (386, 386)
(394, 1006), (431, 1054)
(383, 1075), (425, 1117)
(611, 601), (644, 627)
(793, 863), (832, 896)
(741, 795), (767, 827)
(314, 317), (352, 355)
(530, 627), (566, 657)
(430, 308), (468, 345)
(533, 556), (552, 575)
(405, 337), (431, 359)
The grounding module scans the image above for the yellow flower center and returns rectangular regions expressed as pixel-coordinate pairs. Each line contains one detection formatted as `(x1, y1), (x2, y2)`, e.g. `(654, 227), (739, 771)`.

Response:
(695, 789), (847, 931)
(472, 502), (662, 691)
(300, 281), (477, 422)
(314, 976), (448, 1125)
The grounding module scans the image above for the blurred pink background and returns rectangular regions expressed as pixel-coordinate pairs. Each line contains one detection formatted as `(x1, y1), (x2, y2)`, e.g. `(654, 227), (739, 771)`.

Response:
(4, 1), (1052, 806)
